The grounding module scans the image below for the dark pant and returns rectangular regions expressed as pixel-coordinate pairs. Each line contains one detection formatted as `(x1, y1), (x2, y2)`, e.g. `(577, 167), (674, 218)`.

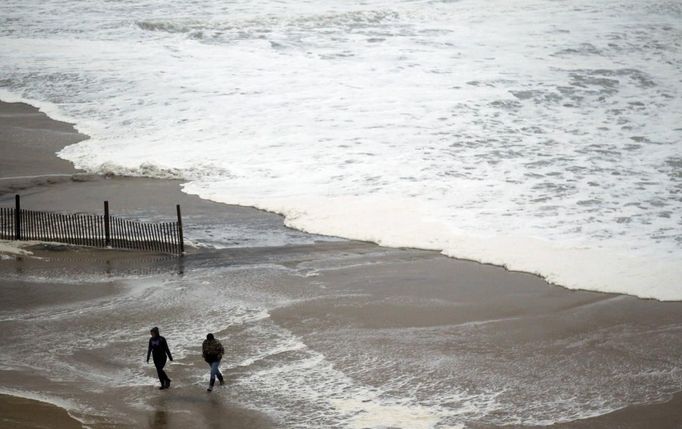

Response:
(154, 359), (170, 386)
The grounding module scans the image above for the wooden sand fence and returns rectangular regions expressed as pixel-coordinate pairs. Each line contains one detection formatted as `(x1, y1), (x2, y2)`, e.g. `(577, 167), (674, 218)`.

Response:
(0, 195), (184, 254)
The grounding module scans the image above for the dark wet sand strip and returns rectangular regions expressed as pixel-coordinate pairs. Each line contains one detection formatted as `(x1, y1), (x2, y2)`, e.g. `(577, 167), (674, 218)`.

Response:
(0, 394), (82, 429)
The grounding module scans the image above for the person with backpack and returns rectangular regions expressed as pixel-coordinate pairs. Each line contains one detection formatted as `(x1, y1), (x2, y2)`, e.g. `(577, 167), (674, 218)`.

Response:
(202, 333), (225, 392)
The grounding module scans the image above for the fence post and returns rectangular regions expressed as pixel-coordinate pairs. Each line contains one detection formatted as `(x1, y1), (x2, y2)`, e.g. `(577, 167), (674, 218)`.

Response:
(176, 204), (184, 254)
(15, 194), (21, 240)
(104, 201), (110, 246)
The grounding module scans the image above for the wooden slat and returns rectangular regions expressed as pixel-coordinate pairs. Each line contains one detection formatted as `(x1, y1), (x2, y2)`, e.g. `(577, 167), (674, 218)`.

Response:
(69, 214), (77, 245)
(74, 215), (81, 245)
(121, 217), (127, 249)
(45, 212), (50, 241)
(109, 217), (116, 248)
(79, 215), (86, 246)
(25, 210), (31, 240)
(93, 215), (99, 247)
(121, 218), (128, 249)
(136, 221), (145, 251)
(36, 211), (41, 240)
(7, 208), (12, 239)
(84, 215), (92, 247)
(53, 213), (60, 242)
(152, 223), (162, 252)
(27, 210), (31, 240)
(37, 212), (44, 241)
(165, 222), (173, 253)
(160, 223), (167, 253)
(33, 211), (38, 240)
(81, 215), (88, 246)
(64, 213), (72, 245)
(125, 218), (135, 250)
(58, 213), (66, 243)
(113, 217), (121, 248)
(54, 213), (61, 242)
(122, 218), (131, 250)
(119, 218), (128, 249)
(62, 213), (71, 245)
(53, 212), (59, 242)
(23, 210), (29, 240)
(148, 222), (156, 252)
(142, 222), (151, 251)
(161, 223), (168, 253)
(50, 213), (59, 241)
(29, 210), (35, 240)
(59, 212), (66, 244)
(127, 218), (135, 250)
(43, 212), (49, 241)
(170, 222), (178, 254)
(87, 216), (92, 246)
(83, 215), (90, 246)
(95, 215), (102, 247)
(36, 212), (43, 241)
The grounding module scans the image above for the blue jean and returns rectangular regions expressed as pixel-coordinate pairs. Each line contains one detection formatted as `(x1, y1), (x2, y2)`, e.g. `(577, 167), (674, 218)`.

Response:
(209, 360), (223, 386)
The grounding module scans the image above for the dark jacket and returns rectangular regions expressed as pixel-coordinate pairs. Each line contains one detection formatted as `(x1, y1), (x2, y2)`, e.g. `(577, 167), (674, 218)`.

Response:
(147, 336), (173, 364)
(202, 338), (224, 363)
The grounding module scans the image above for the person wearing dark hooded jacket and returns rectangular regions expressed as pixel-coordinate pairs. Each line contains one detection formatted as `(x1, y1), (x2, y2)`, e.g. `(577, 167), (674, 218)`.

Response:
(146, 327), (173, 389)
(202, 333), (224, 392)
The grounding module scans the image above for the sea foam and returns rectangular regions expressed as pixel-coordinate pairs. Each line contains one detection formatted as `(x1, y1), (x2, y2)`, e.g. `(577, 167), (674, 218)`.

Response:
(1, 0), (680, 299)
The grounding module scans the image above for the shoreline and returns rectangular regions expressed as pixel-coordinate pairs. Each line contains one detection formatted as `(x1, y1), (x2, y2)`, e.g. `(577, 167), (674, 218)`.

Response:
(0, 97), (559, 294)
(2, 99), (682, 428)
(3, 92), (679, 302)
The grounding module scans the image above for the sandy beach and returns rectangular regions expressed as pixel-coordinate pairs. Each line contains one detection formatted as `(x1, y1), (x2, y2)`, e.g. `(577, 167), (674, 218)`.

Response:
(1, 100), (681, 428)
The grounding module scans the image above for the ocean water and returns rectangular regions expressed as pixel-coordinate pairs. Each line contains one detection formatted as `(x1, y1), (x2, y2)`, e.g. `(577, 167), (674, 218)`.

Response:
(1, 0), (681, 300)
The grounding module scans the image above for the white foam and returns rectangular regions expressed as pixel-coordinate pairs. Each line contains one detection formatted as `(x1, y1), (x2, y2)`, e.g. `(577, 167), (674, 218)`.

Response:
(331, 399), (441, 429)
(187, 193), (682, 300)
(0, 240), (33, 256)
(1, 0), (680, 300)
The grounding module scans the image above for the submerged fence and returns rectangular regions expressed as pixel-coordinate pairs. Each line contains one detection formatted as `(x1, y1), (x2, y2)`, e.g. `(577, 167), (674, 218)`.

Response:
(0, 195), (184, 254)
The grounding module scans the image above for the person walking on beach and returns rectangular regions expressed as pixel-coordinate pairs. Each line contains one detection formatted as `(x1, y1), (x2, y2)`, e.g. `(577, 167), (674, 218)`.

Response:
(202, 333), (225, 392)
(147, 327), (173, 390)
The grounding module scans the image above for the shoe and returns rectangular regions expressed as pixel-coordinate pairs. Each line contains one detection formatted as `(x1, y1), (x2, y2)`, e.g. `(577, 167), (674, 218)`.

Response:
(207, 386), (213, 392)
(219, 379), (224, 386)
(166, 379), (171, 388)
(159, 385), (167, 390)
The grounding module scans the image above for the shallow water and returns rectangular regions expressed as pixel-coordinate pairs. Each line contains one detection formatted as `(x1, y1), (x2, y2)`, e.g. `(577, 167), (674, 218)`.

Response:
(2, 241), (681, 428)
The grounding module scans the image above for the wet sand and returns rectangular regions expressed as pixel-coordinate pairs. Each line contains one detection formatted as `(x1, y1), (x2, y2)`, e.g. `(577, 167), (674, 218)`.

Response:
(0, 394), (81, 429)
(1, 100), (681, 428)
